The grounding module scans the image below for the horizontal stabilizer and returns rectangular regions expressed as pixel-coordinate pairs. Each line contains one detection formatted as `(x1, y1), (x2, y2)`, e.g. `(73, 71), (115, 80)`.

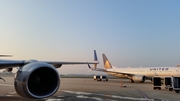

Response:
(0, 55), (13, 57)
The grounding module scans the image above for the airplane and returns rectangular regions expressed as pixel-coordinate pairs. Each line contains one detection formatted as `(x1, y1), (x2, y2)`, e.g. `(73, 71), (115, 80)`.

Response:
(0, 50), (99, 99)
(88, 53), (180, 83)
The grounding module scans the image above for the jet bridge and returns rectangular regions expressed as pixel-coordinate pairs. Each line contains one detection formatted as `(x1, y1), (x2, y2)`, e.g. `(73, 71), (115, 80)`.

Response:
(152, 76), (162, 90)
(173, 77), (180, 93)
(152, 76), (180, 93)
(164, 77), (173, 91)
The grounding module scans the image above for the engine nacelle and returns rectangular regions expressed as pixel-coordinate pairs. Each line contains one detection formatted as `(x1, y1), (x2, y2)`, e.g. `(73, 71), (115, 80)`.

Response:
(14, 62), (60, 99)
(132, 75), (146, 83)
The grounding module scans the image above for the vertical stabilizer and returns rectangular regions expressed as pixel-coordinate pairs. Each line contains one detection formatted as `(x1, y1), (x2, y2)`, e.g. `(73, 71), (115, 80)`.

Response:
(102, 54), (113, 69)
(94, 50), (98, 68)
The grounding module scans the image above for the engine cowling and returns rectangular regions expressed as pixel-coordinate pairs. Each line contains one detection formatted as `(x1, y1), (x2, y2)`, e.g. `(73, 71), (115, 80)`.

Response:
(132, 75), (146, 83)
(14, 62), (60, 99)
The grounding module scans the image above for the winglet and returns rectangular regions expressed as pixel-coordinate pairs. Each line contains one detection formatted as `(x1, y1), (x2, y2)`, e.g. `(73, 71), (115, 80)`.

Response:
(94, 50), (98, 68)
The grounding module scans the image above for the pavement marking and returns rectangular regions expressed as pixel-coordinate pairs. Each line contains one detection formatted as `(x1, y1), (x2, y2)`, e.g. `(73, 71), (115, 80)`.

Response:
(46, 99), (63, 101)
(0, 84), (13, 87)
(61, 90), (154, 101)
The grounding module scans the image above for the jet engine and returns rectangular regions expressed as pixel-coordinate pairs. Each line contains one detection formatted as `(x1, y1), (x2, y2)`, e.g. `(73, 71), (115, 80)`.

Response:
(14, 62), (60, 99)
(131, 75), (146, 83)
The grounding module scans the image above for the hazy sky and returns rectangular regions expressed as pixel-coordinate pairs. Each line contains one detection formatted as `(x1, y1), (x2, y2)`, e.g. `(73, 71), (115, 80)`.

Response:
(1, 1), (180, 74)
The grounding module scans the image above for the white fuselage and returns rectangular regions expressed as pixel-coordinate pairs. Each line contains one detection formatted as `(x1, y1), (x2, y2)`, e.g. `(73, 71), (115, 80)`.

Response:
(107, 67), (180, 78)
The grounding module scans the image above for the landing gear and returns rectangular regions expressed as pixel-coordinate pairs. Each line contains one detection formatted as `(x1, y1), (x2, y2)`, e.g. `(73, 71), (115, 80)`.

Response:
(129, 79), (134, 83)
(140, 81), (144, 83)
(153, 87), (161, 90)
(175, 90), (180, 93)
(169, 88), (173, 91)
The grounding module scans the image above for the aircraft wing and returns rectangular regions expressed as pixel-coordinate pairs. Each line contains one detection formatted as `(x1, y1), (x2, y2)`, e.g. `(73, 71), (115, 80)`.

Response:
(0, 50), (99, 69)
(0, 50), (99, 99)
(0, 60), (99, 69)
(0, 60), (25, 69)
(39, 61), (99, 68)
(0, 55), (13, 57)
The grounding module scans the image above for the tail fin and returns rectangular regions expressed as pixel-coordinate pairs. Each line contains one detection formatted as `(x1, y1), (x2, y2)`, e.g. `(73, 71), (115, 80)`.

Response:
(102, 54), (113, 69)
(94, 50), (98, 68)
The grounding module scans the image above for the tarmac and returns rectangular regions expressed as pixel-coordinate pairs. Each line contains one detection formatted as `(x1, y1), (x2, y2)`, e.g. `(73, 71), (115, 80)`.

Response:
(0, 77), (179, 101)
